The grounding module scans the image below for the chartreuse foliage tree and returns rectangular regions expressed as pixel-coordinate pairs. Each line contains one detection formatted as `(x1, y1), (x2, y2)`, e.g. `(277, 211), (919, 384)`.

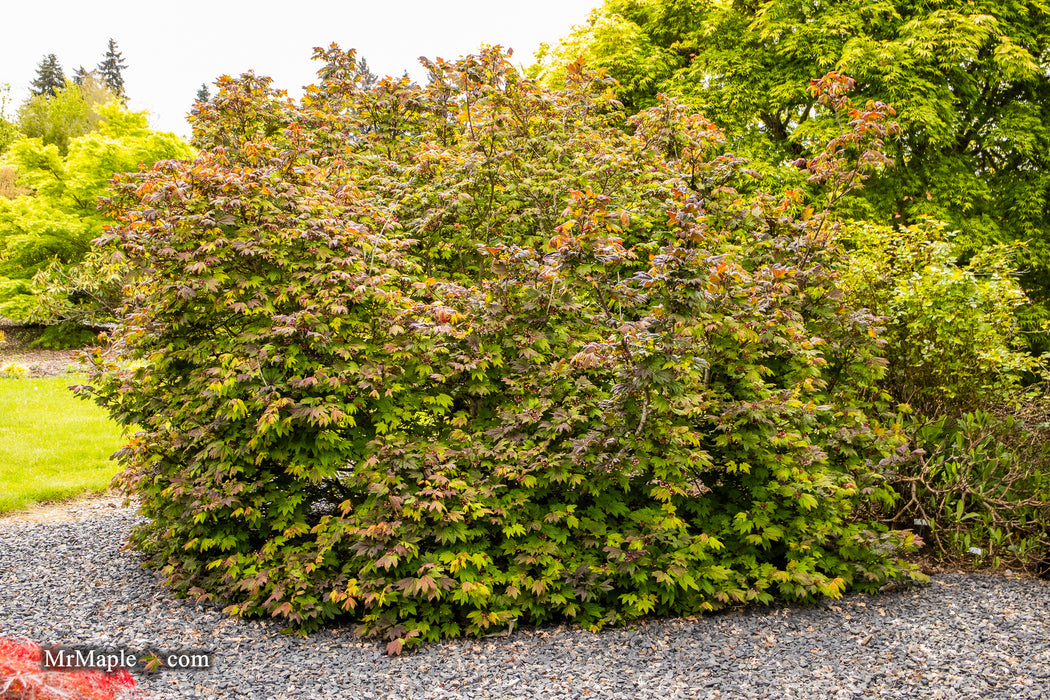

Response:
(540, 0), (1050, 302)
(17, 73), (116, 156)
(0, 103), (193, 322)
(841, 219), (1040, 417)
(82, 46), (923, 654)
(0, 85), (18, 156)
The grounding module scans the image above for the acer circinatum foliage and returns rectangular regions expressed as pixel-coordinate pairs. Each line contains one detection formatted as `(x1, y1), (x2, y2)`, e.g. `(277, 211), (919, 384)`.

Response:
(82, 46), (923, 654)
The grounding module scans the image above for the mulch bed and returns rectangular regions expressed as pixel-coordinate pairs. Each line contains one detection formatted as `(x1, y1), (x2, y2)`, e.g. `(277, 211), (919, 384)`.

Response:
(0, 323), (98, 377)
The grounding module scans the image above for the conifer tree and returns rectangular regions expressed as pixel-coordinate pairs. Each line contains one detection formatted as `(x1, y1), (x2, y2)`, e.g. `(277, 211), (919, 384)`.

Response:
(30, 54), (65, 97)
(355, 58), (377, 89)
(72, 65), (92, 86)
(97, 38), (128, 101)
(195, 83), (211, 103)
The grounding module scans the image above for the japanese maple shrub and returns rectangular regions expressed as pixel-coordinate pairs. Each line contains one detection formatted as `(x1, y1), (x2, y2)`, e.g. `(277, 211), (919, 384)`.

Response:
(81, 47), (922, 653)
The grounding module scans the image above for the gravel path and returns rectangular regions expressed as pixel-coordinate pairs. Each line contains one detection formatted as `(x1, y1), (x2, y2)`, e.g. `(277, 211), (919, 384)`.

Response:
(2, 502), (1049, 699)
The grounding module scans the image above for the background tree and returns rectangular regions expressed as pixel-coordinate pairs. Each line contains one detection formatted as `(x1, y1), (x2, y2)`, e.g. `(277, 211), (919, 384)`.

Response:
(0, 86), (21, 200)
(72, 66), (93, 86)
(30, 54), (66, 97)
(541, 0), (1050, 308)
(0, 84), (18, 156)
(355, 57), (378, 89)
(0, 103), (193, 322)
(97, 38), (127, 101)
(16, 75), (115, 155)
(195, 83), (211, 104)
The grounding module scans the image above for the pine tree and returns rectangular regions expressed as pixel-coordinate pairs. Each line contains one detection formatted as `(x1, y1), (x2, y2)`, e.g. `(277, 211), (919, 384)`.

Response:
(97, 38), (128, 101)
(72, 65), (92, 87)
(30, 54), (66, 97)
(195, 83), (211, 104)
(356, 58), (378, 90)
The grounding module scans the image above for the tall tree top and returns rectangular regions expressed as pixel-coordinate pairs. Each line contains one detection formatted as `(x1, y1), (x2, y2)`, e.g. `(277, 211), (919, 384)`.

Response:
(31, 54), (66, 97)
(356, 58), (378, 90)
(72, 66), (93, 87)
(97, 38), (128, 101)
(195, 83), (211, 104)
(543, 0), (1050, 301)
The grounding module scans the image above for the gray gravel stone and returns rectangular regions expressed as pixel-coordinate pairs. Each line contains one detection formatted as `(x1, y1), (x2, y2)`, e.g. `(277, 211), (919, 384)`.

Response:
(1, 504), (1049, 699)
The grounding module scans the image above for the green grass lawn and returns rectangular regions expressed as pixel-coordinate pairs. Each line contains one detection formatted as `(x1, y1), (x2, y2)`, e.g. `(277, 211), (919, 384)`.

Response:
(0, 376), (125, 514)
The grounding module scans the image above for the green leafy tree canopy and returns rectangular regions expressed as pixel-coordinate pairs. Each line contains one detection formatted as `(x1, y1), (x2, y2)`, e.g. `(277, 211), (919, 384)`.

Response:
(0, 102), (194, 320)
(17, 74), (116, 155)
(540, 0), (1050, 300)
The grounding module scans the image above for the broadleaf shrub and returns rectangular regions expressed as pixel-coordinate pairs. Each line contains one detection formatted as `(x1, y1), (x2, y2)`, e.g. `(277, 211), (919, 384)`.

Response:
(841, 218), (1050, 570)
(841, 219), (1042, 416)
(81, 47), (924, 653)
(878, 408), (1050, 570)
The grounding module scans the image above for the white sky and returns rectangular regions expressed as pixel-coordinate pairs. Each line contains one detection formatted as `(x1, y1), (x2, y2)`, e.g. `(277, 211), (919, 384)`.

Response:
(1, 0), (599, 138)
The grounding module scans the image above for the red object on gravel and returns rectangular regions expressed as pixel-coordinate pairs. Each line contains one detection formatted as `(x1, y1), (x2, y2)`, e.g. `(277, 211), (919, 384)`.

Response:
(0, 638), (139, 700)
